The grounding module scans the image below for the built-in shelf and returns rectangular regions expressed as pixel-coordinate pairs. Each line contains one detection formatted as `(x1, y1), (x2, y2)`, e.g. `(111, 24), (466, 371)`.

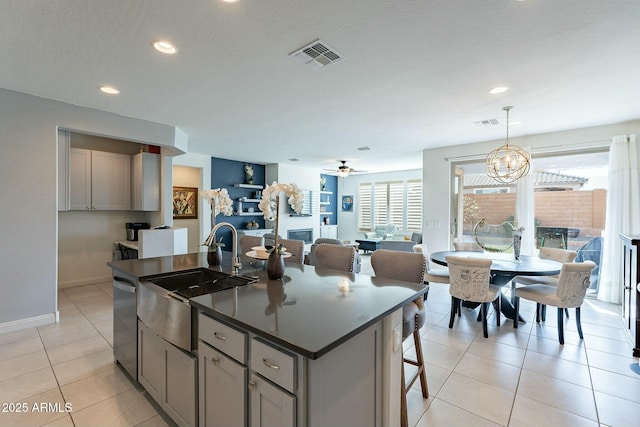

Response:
(234, 183), (263, 189)
(320, 201), (330, 205)
(234, 212), (263, 216)
(241, 198), (262, 203)
(320, 190), (333, 195)
(320, 212), (334, 215)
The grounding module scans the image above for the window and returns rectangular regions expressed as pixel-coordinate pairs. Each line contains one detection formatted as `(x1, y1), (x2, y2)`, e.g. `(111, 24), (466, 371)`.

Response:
(358, 180), (422, 231)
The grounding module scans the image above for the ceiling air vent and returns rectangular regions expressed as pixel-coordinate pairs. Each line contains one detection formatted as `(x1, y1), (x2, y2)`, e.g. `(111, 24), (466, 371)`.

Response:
(289, 40), (343, 70)
(473, 118), (500, 128)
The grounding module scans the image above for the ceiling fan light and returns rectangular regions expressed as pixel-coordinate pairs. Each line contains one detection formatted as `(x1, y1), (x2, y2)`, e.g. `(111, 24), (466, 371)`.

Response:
(338, 169), (350, 178)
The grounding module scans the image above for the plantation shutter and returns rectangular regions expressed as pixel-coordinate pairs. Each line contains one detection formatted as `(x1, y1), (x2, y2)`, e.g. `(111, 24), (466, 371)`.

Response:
(388, 181), (404, 228)
(358, 182), (372, 230)
(406, 180), (423, 231)
(373, 183), (388, 227)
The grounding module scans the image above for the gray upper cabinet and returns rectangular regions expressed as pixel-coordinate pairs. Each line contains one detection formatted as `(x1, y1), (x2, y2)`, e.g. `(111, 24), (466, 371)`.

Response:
(69, 147), (131, 210)
(132, 152), (160, 211)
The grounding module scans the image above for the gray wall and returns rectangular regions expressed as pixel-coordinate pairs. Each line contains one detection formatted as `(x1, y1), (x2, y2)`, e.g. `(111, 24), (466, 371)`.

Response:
(0, 88), (184, 326)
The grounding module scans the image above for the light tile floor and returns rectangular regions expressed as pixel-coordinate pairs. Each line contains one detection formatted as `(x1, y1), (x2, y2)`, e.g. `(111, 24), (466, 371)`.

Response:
(0, 260), (639, 426)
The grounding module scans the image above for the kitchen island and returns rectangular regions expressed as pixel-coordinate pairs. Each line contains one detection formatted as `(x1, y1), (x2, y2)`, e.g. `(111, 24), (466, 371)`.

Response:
(108, 252), (425, 427)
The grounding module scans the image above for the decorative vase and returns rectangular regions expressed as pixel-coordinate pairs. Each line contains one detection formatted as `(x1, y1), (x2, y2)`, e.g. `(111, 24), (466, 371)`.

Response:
(321, 184), (326, 191)
(207, 246), (222, 266)
(267, 252), (285, 280)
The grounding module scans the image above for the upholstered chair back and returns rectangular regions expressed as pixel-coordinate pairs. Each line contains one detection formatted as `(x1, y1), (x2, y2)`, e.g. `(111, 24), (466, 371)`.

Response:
(446, 255), (493, 302)
(313, 244), (356, 273)
(556, 261), (596, 308)
(278, 238), (304, 265)
(239, 235), (264, 256)
(539, 248), (577, 278)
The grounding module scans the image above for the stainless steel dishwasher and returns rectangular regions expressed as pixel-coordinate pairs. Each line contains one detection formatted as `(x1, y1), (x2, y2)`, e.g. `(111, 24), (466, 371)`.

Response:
(113, 275), (138, 380)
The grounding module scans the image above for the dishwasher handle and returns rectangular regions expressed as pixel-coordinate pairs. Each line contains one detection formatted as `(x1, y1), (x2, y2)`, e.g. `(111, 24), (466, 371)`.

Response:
(113, 277), (137, 294)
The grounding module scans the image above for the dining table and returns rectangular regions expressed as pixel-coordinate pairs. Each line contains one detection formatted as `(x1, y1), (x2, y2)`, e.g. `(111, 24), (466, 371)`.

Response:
(430, 251), (563, 321)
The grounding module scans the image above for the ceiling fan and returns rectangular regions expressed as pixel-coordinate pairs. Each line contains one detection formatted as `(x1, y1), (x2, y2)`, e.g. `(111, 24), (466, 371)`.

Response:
(324, 160), (368, 177)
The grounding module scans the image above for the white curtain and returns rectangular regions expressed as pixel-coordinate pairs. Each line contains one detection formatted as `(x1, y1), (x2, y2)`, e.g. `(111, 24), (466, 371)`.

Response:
(515, 147), (536, 256)
(598, 135), (640, 303)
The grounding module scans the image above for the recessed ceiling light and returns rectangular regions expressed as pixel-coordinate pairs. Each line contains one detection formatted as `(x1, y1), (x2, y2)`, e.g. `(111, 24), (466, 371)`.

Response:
(153, 40), (177, 54)
(100, 86), (120, 95)
(289, 158), (299, 162)
(357, 146), (371, 151)
(222, 0), (239, 3)
(489, 86), (509, 94)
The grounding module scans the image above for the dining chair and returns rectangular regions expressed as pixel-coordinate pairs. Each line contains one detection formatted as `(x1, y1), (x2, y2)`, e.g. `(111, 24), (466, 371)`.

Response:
(513, 261), (596, 344)
(511, 247), (577, 319)
(446, 255), (501, 338)
(412, 244), (450, 285)
(239, 235), (264, 256)
(278, 238), (304, 265)
(370, 249), (428, 427)
(313, 243), (357, 272)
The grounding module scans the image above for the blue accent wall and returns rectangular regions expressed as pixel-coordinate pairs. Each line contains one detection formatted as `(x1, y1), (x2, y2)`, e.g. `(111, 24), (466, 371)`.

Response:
(211, 157), (266, 251)
(320, 174), (338, 225)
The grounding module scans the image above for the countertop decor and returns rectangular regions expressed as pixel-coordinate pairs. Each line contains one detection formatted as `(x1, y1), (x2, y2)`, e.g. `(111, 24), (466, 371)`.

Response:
(201, 188), (233, 247)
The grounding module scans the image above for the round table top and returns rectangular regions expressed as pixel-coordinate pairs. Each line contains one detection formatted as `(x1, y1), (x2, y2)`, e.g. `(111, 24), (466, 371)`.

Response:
(430, 251), (562, 277)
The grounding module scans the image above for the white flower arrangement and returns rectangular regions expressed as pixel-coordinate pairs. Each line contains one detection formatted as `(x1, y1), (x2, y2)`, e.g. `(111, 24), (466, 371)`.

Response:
(258, 182), (303, 221)
(201, 188), (233, 247)
(201, 188), (234, 216)
(258, 182), (303, 254)
(320, 176), (327, 187)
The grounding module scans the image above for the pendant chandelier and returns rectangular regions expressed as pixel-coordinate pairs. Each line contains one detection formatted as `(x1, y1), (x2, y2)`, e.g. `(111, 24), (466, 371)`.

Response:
(486, 106), (530, 184)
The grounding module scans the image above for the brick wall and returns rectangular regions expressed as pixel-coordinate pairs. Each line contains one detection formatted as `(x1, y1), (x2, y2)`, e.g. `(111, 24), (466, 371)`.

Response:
(464, 189), (606, 238)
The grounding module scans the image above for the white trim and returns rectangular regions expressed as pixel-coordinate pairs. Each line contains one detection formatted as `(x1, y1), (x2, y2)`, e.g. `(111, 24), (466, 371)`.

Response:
(0, 312), (58, 335)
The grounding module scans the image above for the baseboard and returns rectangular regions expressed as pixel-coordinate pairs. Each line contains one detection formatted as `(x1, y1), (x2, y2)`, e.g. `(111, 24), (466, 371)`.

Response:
(59, 275), (112, 289)
(0, 311), (59, 335)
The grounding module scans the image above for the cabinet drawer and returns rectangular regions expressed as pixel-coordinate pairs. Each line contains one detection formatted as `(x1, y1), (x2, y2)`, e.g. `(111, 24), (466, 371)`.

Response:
(198, 314), (246, 364)
(251, 338), (296, 393)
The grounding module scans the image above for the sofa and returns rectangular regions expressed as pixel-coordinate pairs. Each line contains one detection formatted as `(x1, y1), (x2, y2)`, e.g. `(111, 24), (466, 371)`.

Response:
(379, 232), (423, 253)
(306, 238), (362, 273)
(363, 224), (397, 240)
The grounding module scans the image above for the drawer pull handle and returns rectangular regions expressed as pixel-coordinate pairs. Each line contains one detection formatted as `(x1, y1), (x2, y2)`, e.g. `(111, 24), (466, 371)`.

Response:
(263, 358), (280, 370)
(248, 380), (256, 390)
(214, 332), (227, 341)
(211, 357), (219, 366)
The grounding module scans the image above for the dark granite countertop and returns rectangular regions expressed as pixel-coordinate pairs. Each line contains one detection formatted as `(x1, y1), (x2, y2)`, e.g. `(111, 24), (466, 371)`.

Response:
(108, 252), (425, 359)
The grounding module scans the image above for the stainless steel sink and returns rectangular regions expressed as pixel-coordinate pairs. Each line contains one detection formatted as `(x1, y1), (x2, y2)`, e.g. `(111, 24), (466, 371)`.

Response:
(146, 268), (255, 298)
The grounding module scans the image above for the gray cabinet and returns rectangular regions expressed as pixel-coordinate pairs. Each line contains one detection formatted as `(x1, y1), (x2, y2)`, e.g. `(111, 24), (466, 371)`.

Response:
(138, 320), (197, 427)
(199, 341), (247, 427)
(132, 152), (160, 211)
(138, 320), (163, 401)
(196, 310), (389, 427)
(198, 314), (296, 427)
(69, 148), (131, 210)
(249, 373), (295, 427)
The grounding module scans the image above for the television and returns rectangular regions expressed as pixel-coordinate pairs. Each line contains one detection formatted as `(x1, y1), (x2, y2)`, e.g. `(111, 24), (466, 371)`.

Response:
(289, 190), (312, 216)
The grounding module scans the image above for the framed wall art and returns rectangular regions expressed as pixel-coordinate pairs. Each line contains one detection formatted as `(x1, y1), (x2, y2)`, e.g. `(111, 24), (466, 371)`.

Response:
(173, 186), (198, 219)
(342, 195), (354, 212)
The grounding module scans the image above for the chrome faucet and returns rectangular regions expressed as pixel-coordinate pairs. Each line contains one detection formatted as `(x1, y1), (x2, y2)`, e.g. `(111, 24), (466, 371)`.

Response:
(208, 222), (242, 273)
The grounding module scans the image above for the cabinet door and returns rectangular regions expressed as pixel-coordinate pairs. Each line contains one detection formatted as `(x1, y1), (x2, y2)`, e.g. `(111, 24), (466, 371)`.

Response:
(69, 147), (91, 210)
(57, 129), (70, 211)
(250, 373), (295, 427)
(164, 340), (198, 427)
(138, 321), (163, 402)
(91, 150), (131, 210)
(199, 342), (247, 427)
(132, 152), (160, 211)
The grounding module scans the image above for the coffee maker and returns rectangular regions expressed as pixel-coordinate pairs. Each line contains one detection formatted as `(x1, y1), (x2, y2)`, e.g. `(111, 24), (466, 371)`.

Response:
(125, 222), (150, 241)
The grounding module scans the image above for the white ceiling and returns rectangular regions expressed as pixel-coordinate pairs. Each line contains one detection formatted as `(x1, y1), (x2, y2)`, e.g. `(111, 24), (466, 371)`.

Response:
(2, 0), (639, 174)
